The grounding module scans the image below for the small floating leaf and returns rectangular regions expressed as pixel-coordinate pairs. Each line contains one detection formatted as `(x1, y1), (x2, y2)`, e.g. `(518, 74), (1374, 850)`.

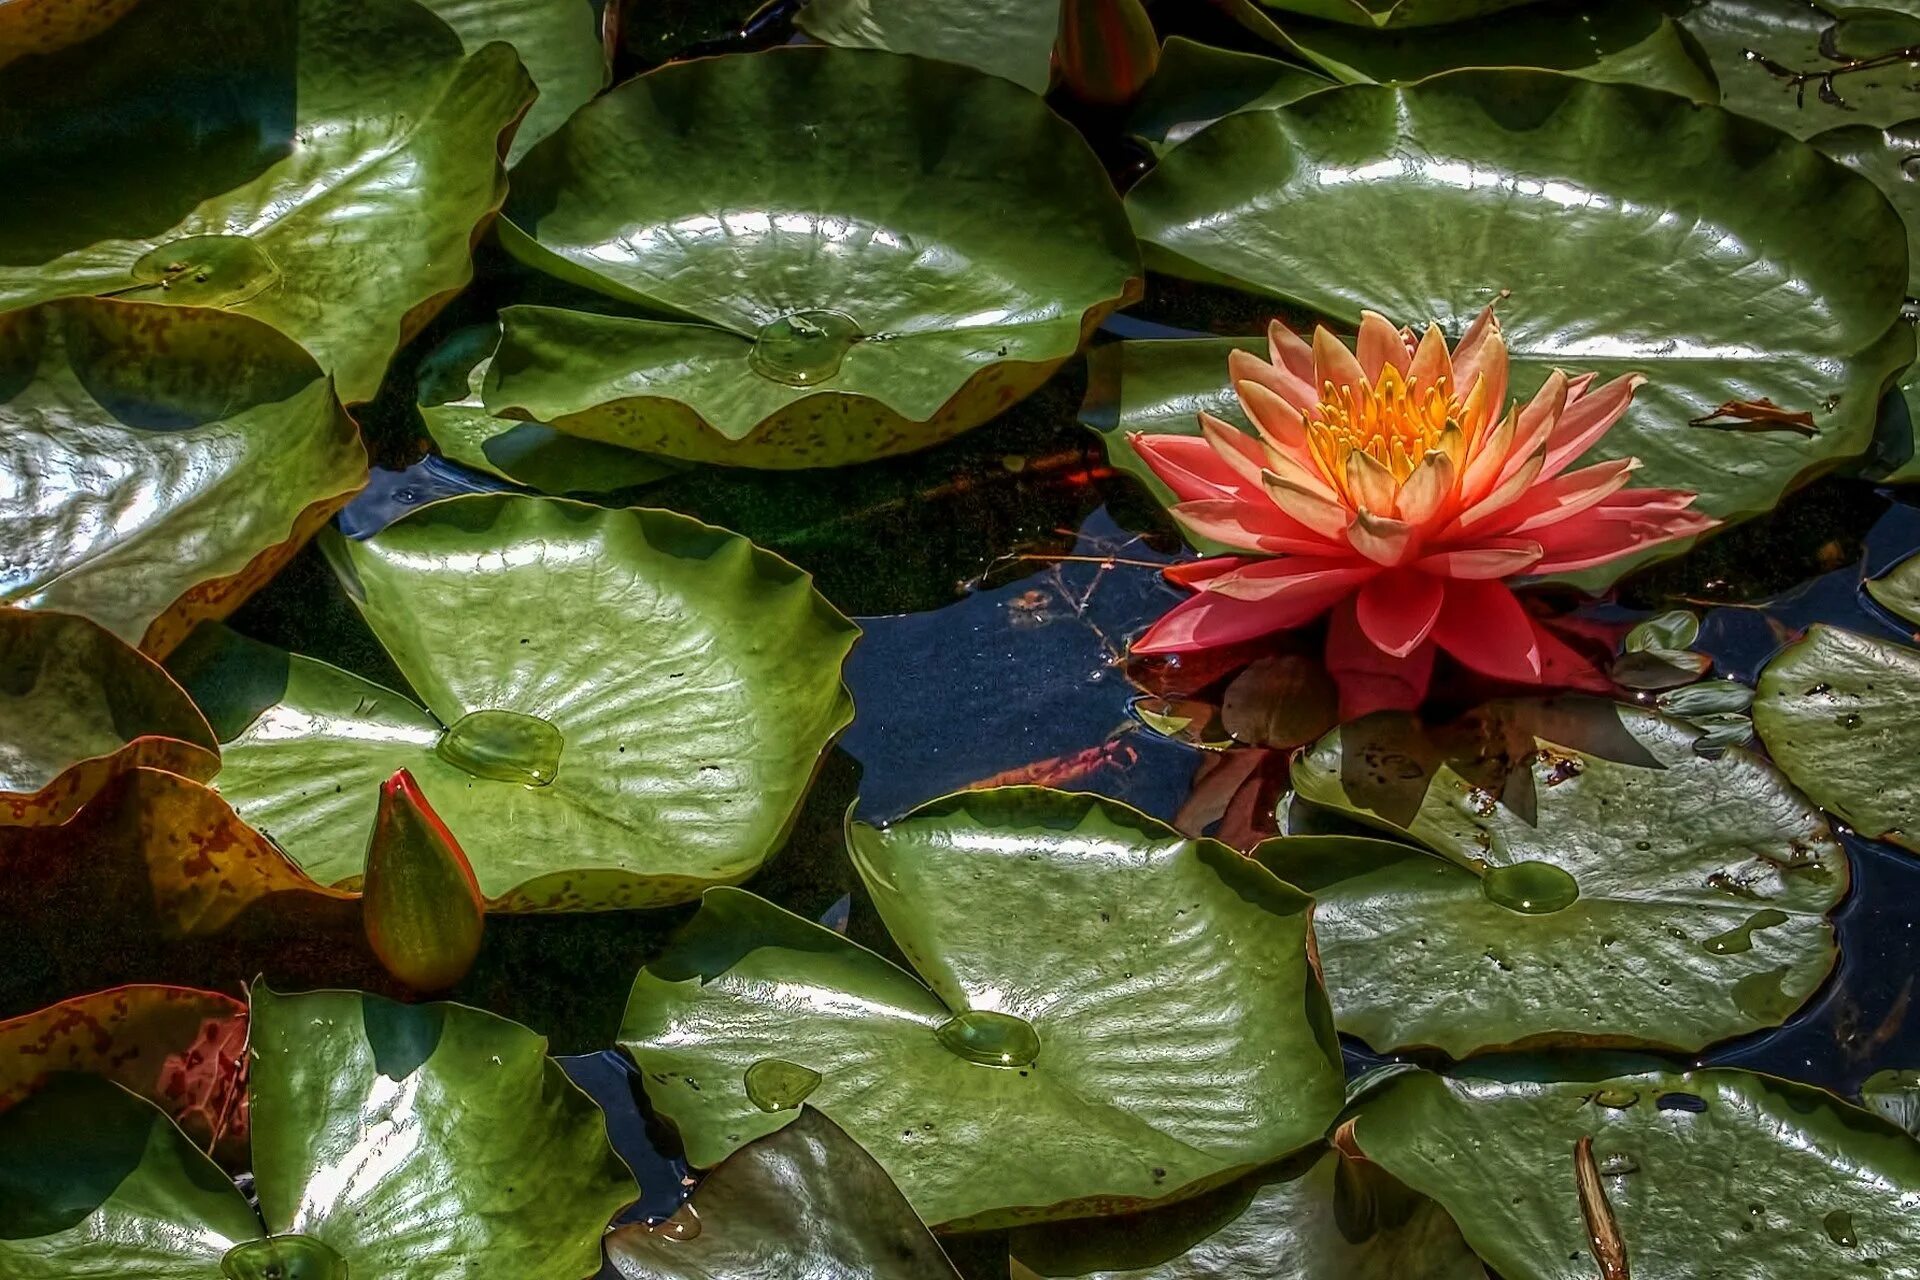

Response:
(1753, 623), (1920, 853)
(362, 770), (485, 992)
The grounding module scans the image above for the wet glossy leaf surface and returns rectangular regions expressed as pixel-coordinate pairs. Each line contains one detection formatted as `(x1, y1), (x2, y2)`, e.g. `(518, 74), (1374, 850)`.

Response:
(1286, 699), (1846, 1054)
(490, 47), (1140, 466)
(1682, 0), (1920, 139)
(0, 989), (635, 1278)
(1010, 1143), (1483, 1279)
(420, 0), (612, 165)
(1124, 73), (1912, 576)
(173, 494), (857, 909)
(1754, 622), (1920, 853)
(620, 787), (1345, 1229)
(1240, 0), (1714, 99)
(0, 611), (218, 825)
(0, 985), (246, 1150)
(416, 324), (678, 494)
(606, 1107), (961, 1280)
(795, 0), (1060, 91)
(0, 300), (365, 652)
(1248, 0), (1539, 28)
(1345, 1064), (1920, 1280)
(0, 0), (533, 401)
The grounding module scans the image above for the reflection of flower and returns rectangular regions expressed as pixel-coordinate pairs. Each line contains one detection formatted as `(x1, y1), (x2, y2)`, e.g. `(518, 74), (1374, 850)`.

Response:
(1130, 310), (1715, 716)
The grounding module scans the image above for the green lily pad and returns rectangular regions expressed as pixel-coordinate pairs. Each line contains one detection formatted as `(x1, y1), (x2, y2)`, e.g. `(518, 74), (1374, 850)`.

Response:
(795, 0), (1060, 92)
(1682, 0), (1920, 140)
(0, 987), (635, 1278)
(1, 299), (366, 653)
(1862, 1069), (1920, 1137)
(1248, 0), (1540, 28)
(1009, 1144), (1484, 1279)
(607, 1107), (962, 1280)
(420, 0), (612, 165)
(1123, 72), (1912, 573)
(1, 610), (218, 825)
(1240, 0), (1714, 100)
(1869, 550), (1920, 621)
(418, 324), (679, 494)
(489, 46), (1141, 468)
(1811, 120), (1920, 481)
(1128, 39), (1333, 152)
(1343, 1064), (1920, 1279)
(1285, 699), (1847, 1054)
(0, 0), (534, 403)
(169, 494), (858, 910)
(1753, 622), (1920, 853)
(619, 787), (1346, 1230)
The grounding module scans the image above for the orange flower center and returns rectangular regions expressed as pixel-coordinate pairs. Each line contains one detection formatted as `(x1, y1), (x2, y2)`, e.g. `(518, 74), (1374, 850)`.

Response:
(1305, 365), (1477, 484)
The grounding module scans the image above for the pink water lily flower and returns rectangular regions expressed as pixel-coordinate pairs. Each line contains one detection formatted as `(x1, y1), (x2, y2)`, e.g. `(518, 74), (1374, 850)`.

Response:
(1130, 308), (1716, 716)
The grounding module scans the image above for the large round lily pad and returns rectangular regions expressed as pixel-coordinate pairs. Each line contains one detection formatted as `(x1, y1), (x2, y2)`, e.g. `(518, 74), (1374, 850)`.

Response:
(1753, 622), (1920, 853)
(0, 0), (534, 403)
(1124, 72), (1912, 574)
(619, 787), (1346, 1230)
(1, 610), (217, 826)
(1344, 1064), (1920, 1279)
(1286, 699), (1847, 1055)
(0, 987), (635, 1279)
(1, 299), (365, 653)
(488, 46), (1141, 468)
(607, 1107), (962, 1280)
(169, 494), (858, 910)
(1010, 1143), (1483, 1279)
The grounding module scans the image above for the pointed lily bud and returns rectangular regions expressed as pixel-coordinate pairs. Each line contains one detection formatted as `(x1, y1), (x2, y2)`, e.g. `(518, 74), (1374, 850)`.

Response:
(1056, 0), (1159, 106)
(363, 769), (484, 992)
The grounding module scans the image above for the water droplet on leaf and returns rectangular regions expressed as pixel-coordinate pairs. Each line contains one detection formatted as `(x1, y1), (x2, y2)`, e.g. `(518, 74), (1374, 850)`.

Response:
(744, 1057), (821, 1112)
(1481, 862), (1579, 914)
(436, 708), (564, 786)
(936, 1009), (1040, 1067)
(220, 1235), (346, 1280)
(748, 309), (860, 386)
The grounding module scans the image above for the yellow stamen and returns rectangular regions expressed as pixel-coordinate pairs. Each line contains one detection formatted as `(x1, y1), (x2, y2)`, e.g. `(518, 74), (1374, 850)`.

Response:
(1306, 364), (1475, 502)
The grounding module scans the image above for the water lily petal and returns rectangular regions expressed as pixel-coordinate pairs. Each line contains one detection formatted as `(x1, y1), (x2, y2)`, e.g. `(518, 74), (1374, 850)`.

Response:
(1261, 470), (1354, 540)
(1357, 310), (1411, 380)
(1312, 324), (1368, 402)
(1164, 555), (1248, 589)
(1266, 317), (1317, 388)
(1172, 499), (1345, 555)
(1406, 323), (1454, 397)
(1449, 306), (1506, 428)
(1529, 501), (1717, 573)
(1346, 510), (1415, 566)
(1414, 539), (1542, 579)
(1229, 346), (1317, 417)
(1354, 568), (1445, 657)
(1496, 457), (1640, 535)
(1541, 373), (1644, 479)
(1131, 432), (1260, 503)
(1430, 578), (1542, 681)
(1207, 556), (1377, 602)
(1345, 448), (1398, 517)
(1233, 377), (1317, 467)
(1197, 412), (1269, 487)
(1498, 369), (1569, 485)
(1326, 597), (1435, 718)
(1457, 407), (1519, 508)
(1132, 564), (1370, 652)
(1453, 447), (1545, 530)
(1395, 450), (1457, 528)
